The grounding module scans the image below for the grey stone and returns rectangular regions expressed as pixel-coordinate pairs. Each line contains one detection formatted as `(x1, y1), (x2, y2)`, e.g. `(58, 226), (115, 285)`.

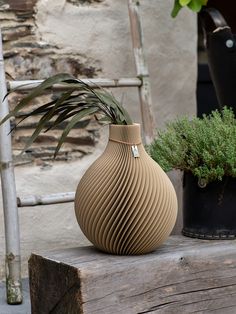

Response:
(67, 0), (103, 5)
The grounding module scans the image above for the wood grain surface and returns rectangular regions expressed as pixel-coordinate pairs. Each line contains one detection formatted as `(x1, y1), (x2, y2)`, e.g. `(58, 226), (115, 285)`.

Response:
(29, 236), (236, 314)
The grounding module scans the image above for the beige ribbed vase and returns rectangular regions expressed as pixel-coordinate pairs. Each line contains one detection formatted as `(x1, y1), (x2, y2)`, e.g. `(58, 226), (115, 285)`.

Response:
(75, 124), (177, 255)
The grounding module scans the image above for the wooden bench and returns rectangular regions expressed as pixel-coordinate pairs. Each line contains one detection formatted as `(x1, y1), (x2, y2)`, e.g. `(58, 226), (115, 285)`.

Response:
(28, 235), (236, 313)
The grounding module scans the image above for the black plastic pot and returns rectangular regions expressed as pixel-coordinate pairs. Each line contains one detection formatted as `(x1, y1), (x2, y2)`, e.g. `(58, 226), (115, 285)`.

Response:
(182, 172), (236, 239)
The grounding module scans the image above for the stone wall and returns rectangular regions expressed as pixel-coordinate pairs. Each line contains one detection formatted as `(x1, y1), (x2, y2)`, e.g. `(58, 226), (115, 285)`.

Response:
(2, 0), (99, 79)
(2, 0), (197, 121)
(1, 0), (101, 165)
(0, 0), (197, 279)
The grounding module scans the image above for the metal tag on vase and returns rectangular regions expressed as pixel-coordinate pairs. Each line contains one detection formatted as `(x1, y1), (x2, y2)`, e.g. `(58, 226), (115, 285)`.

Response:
(131, 145), (140, 158)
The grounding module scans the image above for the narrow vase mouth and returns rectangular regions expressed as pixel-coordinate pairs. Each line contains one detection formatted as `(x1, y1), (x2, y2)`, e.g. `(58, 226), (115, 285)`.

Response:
(109, 123), (141, 144)
(110, 123), (140, 127)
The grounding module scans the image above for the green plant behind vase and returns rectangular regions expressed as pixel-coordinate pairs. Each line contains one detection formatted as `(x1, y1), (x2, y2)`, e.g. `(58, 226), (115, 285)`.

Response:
(0, 73), (133, 157)
(171, 0), (208, 17)
(148, 107), (236, 185)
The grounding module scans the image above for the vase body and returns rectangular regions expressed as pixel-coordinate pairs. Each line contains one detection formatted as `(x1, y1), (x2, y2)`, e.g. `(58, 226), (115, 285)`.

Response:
(75, 124), (178, 255)
(183, 172), (236, 239)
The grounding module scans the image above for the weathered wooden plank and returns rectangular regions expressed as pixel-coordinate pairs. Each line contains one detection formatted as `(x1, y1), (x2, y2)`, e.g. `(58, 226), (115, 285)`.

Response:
(28, 255), (81, 314)
(28, 236), (236, 314)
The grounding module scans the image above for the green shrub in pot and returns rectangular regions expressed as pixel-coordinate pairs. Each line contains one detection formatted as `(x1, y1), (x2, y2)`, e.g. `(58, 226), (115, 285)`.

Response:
(148, 107), (236, 239)
(149, 107), (236, 186)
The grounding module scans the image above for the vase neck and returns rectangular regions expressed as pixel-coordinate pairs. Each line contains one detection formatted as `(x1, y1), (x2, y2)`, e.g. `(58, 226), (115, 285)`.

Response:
(109, 124), (142, 145)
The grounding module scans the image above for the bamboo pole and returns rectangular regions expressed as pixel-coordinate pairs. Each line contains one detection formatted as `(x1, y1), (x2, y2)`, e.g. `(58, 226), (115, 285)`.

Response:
(7, 77), (142, 91)
(0, 30), (22, 304)
(17, 192), (75, 207)
(128, 0), (156, 144)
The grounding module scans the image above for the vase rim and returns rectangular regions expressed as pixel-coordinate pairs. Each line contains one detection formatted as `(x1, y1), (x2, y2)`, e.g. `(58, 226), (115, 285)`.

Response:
(109, 123), (141, 144)
(109, 123), (140, 127)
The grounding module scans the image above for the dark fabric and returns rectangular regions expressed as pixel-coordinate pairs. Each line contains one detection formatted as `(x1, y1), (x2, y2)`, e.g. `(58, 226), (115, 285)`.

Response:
(197, 64), (219, 117)
(199, 8), (236, 112)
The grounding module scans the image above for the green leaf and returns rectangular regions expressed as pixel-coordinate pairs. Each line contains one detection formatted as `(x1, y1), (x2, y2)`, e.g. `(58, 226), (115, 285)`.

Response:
(96, 116), (112, 123)
(179, 0), (191, 6)
(171, 0), (182, 17)
(21, 89), (75, 154)
(2, 72), (134, 157)
(0, 73), (75, 127)
(171, 0), (208, 17)
(19, 99), (58, 117)
(44, 107), (80, 132)
(3, 82), (40, 102)
(187, 0), (203, 12)
(87, 81), (132, 124)
(54, 107), (98, 157)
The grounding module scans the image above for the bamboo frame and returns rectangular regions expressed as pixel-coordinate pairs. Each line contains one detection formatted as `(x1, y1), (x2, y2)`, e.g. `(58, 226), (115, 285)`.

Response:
(17, 192), (75, 207)
(0, 32), (22, 304)
(128, 0), (156, 144)
(7, 78), (141, 91)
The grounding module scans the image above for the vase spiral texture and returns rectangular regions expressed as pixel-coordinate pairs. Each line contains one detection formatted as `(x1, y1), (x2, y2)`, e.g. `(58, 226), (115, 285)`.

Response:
(75, 124), (177, 255)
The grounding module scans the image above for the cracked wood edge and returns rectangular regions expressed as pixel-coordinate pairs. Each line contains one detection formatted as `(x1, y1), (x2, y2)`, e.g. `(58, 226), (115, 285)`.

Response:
(28, 254), (83, 314)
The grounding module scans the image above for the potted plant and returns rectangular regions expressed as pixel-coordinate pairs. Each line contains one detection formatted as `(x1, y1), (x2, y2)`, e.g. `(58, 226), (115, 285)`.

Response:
(148, 107), (236, 239)
(0, 73), (178, 255)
